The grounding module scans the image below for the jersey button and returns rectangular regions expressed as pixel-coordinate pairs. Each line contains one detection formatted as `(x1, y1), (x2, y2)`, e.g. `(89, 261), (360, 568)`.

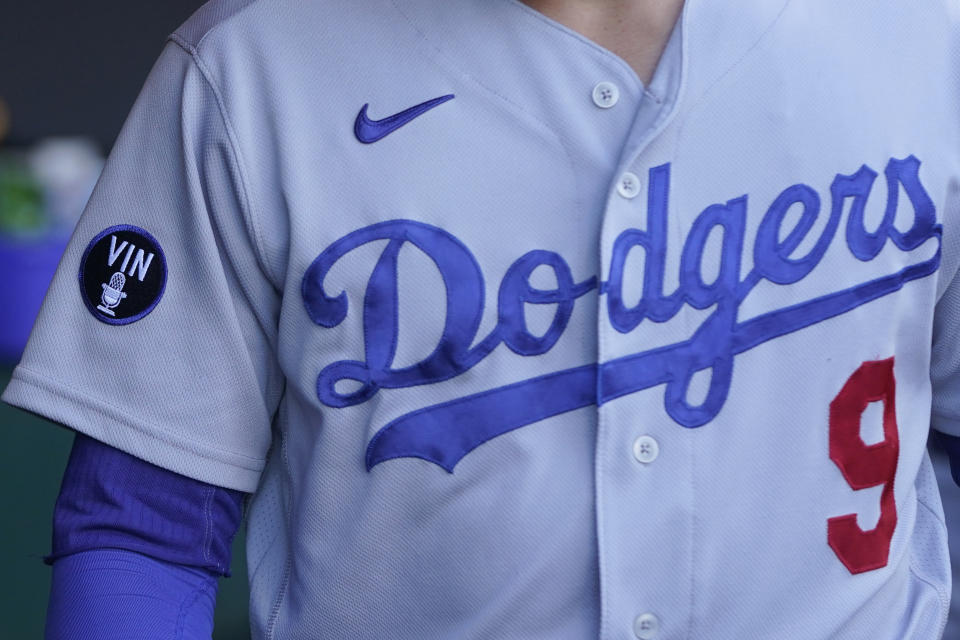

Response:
(617, 172), (641, 199)
(632, 435), (659, 464)
(633, 613), (660, 639)
(592, 81), (620, 108)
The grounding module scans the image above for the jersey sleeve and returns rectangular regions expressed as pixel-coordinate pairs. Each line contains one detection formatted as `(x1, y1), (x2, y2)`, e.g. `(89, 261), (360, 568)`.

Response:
(0, 38), (282, 493)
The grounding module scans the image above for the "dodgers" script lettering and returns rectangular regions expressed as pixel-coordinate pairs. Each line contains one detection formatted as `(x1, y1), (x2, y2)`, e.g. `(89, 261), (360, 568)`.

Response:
(301, 157), (940, 471)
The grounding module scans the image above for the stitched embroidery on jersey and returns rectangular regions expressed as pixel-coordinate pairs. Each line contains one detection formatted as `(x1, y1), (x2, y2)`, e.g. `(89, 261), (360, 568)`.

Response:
(354, 94), (455, 144)
(79, 225), (167, 326)
(300, 155), (940, 471)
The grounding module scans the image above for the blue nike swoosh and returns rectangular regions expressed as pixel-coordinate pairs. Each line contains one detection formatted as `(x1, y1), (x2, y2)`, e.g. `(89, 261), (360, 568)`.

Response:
(354, 94), (455, 144)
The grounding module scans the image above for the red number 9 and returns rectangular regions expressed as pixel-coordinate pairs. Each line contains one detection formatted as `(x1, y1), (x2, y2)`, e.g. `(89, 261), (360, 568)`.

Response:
(827, 357), (899, 575)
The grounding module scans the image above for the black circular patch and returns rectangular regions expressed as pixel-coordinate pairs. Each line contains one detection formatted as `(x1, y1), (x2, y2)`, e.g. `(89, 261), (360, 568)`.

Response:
(79, 225), (167, 325)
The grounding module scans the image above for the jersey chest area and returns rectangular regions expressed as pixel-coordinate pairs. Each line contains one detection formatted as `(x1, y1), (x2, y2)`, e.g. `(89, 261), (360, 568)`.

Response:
(279, 142), (948, 461)
(239, 4), (960, 636)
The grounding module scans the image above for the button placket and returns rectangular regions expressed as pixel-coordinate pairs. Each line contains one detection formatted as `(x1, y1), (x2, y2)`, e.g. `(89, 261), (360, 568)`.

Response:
(590, 21), (691, 639)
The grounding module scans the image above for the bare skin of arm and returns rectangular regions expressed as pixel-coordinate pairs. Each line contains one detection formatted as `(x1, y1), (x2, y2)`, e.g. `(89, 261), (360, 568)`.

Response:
(518, 0), (685, 84)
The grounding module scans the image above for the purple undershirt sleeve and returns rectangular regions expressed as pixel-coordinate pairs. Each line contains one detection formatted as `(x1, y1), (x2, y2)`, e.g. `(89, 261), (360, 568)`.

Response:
(45, 431), (247, 576)
(44, 432), (249, 638)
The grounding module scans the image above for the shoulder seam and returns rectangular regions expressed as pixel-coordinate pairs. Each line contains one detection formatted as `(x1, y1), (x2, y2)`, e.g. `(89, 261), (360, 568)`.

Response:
(171, 0), (266, 52)
(166, 34), (281, 290)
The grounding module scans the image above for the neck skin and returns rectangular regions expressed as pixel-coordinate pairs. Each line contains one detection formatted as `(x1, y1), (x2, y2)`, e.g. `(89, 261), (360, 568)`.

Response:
(518, 0), (685, 84)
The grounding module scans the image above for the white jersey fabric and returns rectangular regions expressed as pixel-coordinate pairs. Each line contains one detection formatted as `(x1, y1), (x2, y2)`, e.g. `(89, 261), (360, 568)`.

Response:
(5, 0), (960, 638)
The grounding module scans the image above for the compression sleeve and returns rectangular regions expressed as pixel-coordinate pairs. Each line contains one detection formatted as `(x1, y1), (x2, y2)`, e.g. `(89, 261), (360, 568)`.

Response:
(46, 548), (217, 640)
(46, 432), (247, 576)
(44, 433), (248, 638)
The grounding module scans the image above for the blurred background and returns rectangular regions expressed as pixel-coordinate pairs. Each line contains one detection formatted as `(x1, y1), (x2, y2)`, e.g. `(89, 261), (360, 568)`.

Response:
(3, 2), (960, 640)
(0, 1), (250, 637)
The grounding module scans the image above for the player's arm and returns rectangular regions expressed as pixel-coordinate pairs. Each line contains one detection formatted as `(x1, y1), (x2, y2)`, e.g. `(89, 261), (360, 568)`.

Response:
(1, 30), (279, 639)
(47, 550), (218, 640)
(44, 431), (247, 639)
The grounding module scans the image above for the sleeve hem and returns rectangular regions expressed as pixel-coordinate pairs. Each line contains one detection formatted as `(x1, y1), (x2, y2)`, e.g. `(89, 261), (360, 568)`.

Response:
(1, 366), (264, 493)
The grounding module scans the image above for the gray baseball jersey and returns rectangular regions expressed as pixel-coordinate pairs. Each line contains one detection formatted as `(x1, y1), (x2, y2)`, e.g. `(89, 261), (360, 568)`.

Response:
(5, 0), (960, 637)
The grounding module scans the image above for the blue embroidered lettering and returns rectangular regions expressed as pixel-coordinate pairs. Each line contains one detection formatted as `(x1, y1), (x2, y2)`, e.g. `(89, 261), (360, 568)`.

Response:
(498, 250), (596, 356)
(754, 183), (829, 284)
(840, 166), (882, 261)
(301, 156), (942, 472)
(606, 163), (683, 333)
(302, 220), (487, 407)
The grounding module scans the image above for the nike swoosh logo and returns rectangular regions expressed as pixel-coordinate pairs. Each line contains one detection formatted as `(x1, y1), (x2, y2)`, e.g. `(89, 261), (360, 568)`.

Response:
(354, 94), (455, 144)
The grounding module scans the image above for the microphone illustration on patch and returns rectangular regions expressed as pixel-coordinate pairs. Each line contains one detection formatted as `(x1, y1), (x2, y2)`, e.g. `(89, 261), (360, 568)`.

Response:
(97, 272), (128, 316)
(79, 225), (167, 325)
